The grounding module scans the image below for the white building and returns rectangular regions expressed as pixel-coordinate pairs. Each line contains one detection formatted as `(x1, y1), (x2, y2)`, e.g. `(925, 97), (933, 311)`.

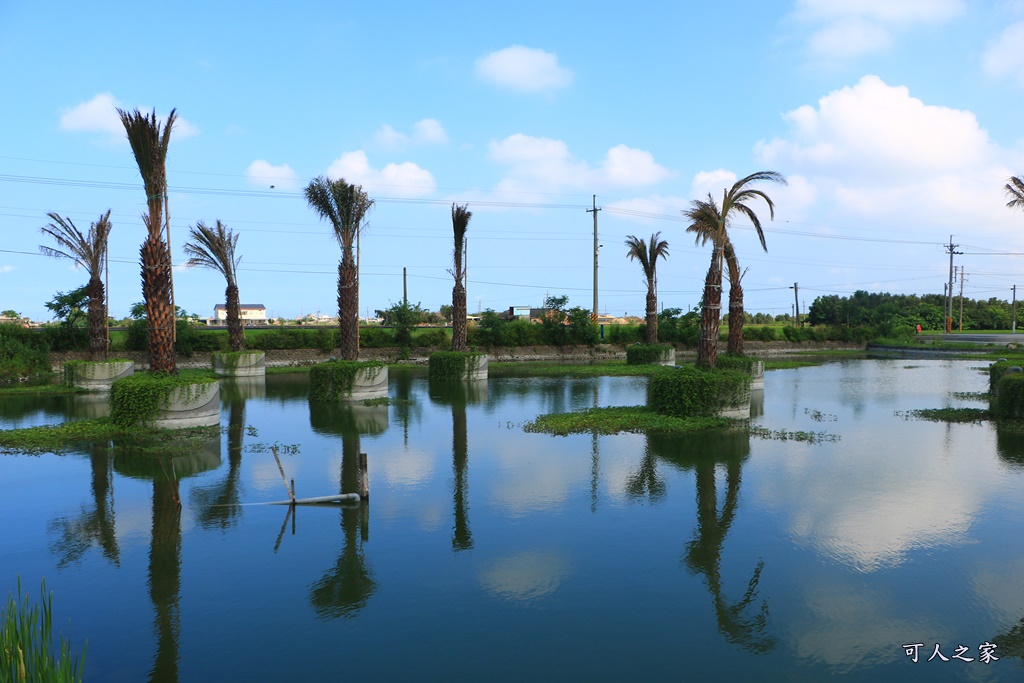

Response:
(213, 304), (267, 324)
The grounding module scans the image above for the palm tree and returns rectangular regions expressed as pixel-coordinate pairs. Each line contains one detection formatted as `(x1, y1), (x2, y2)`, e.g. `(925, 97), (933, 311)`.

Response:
(684, 171), (786, 368)
(450, 203), (472, 351)
(1007, 176), (1024, 211)
(624, 232), (669, 344)
(184, 221), (244, 351)
(118, 108), (178, 373)
(304, 176), (374, 361)
(724, 240), (748, 355)
(39, 210), (112, 359)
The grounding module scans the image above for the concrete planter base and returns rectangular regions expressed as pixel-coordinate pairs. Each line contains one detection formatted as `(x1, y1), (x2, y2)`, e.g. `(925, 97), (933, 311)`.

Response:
(657, 347), (676, 366)
(716, 395), (752, 419)
(65, 360), (134, 392)
(344, 365), (389, 401)
(749, 360), (765, 391)
(465, 354), (489, 380)
(212, 351), (266, 377)
(151, 382), (221, 428)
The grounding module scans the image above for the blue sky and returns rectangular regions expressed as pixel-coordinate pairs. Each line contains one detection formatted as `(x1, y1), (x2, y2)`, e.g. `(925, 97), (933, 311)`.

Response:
(3, 0), (1024, 322)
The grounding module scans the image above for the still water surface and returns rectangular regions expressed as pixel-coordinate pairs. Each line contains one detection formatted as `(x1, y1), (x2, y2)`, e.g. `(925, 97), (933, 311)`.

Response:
(1, 359), (1022, 681)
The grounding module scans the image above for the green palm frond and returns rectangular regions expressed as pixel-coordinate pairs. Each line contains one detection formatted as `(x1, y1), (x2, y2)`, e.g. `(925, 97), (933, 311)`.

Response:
(1007, 176), (1024, 211)
(452, 203), (471, 275)
(684, 194), (723, 247)
(304, 176), (373, 249)
(184, 220), (240, 285)
(118, 109), (176, 237)
(39, 210), (112, 276)
(625, 232), (669, 281)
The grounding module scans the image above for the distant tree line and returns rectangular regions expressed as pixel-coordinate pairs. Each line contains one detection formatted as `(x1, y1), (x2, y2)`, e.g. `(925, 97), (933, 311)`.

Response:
(808, 291), (1018, 331)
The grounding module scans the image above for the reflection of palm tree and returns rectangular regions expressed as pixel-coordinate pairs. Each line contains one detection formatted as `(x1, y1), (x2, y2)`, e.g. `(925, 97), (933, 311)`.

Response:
(48, 442), (120, 567)
(310, 433), (376, 618)
(148, 465), (182, 682)
(191, 401), (245, 529)
(993, 615), (1024, 664)
(648, 431), (774, 653)
(624, 445), (666, 501)
(683, 458), (774, 654)
(452, 400), (472, 551)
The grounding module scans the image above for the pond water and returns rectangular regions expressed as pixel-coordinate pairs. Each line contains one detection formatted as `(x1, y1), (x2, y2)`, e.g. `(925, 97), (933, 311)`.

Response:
(1, 359), (1023, 682)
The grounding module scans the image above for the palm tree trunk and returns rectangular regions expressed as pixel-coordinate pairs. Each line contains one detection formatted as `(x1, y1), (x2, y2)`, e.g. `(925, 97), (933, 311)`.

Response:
(728, 283), (744, 355)
(142, 237), (176, 373)
(452, 283), (467, 351)
(697, 246), (723, 368)
(645, 278), (658, 344)
(86, 275), (107, 360)
(725, 244), (744, 355)
(225, 284), (244, 351)
(337, 251), (358, 360)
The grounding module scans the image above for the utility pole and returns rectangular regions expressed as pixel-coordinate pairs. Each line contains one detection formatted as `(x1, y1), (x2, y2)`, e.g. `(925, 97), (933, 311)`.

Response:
(1013, 285), (1017, 334)
(958, 266), (968, 332)
(945, 235), (961, 333)
(790, 283), (800, 326)
(587, 195), (601, 320)
(403, 267), (407, 305)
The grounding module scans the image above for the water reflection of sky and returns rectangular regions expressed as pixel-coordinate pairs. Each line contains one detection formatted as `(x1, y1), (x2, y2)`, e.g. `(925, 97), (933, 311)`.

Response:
(2, 360), (1024, 681)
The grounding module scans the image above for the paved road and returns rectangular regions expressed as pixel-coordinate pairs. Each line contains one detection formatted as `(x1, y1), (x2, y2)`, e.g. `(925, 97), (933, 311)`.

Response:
(920, 334), (1024, 344)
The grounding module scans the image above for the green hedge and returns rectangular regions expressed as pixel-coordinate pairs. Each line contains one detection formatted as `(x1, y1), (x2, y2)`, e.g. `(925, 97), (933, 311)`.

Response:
(647, 365), (751, 418)
(428, 351), (485, 380)
(715, 354), (763, 374)
(0, 324), (51, 384)
(994, 371), (1024, 419)
(626, 344), (673, 365)
(989, 360), (1019, 395)
(309, 360), (386, 401)
(110, 372), (219, 427)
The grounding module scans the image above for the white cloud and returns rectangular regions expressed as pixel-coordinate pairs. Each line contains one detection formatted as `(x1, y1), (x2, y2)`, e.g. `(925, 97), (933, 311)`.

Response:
(755, 75), (1018, 235)
(60, 92), (199, 142)
(983, 21), (1024, 86)
(245, 160), (298, 191)
(0, 265), (13, 274)
(475, 46), (573, 93)
(488, 134), (671, 195)
(59, 92), (124, 136)
(326, 150), (436, 197)
(758, 75), (992, 174)
(373, 118), (448, 149)
(792, 0), (965, 60)
(412, 118), (448, 144)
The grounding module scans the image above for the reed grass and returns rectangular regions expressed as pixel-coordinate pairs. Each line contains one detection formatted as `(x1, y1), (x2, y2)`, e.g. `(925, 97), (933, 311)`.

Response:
(1, 578), (85, 683)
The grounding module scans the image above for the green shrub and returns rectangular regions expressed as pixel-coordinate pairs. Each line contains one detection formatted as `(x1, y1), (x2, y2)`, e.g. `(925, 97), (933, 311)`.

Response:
(360, 327), (395, 348)
(414, 329), (449, 348)
(608, 324), (642, 345)
(990, 360), (1019, 394)
(503, 319), (539, 346)
(0, 325), (50, 384)
(428, 351), (485, 380)
(647, 365), (751, 418)
(715, 354), (763, 374)
(626, 343), (673, 365)
(994, 371), (1024, 419)
(309, 360), (386, 401)
(110, 372), (218, 427)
